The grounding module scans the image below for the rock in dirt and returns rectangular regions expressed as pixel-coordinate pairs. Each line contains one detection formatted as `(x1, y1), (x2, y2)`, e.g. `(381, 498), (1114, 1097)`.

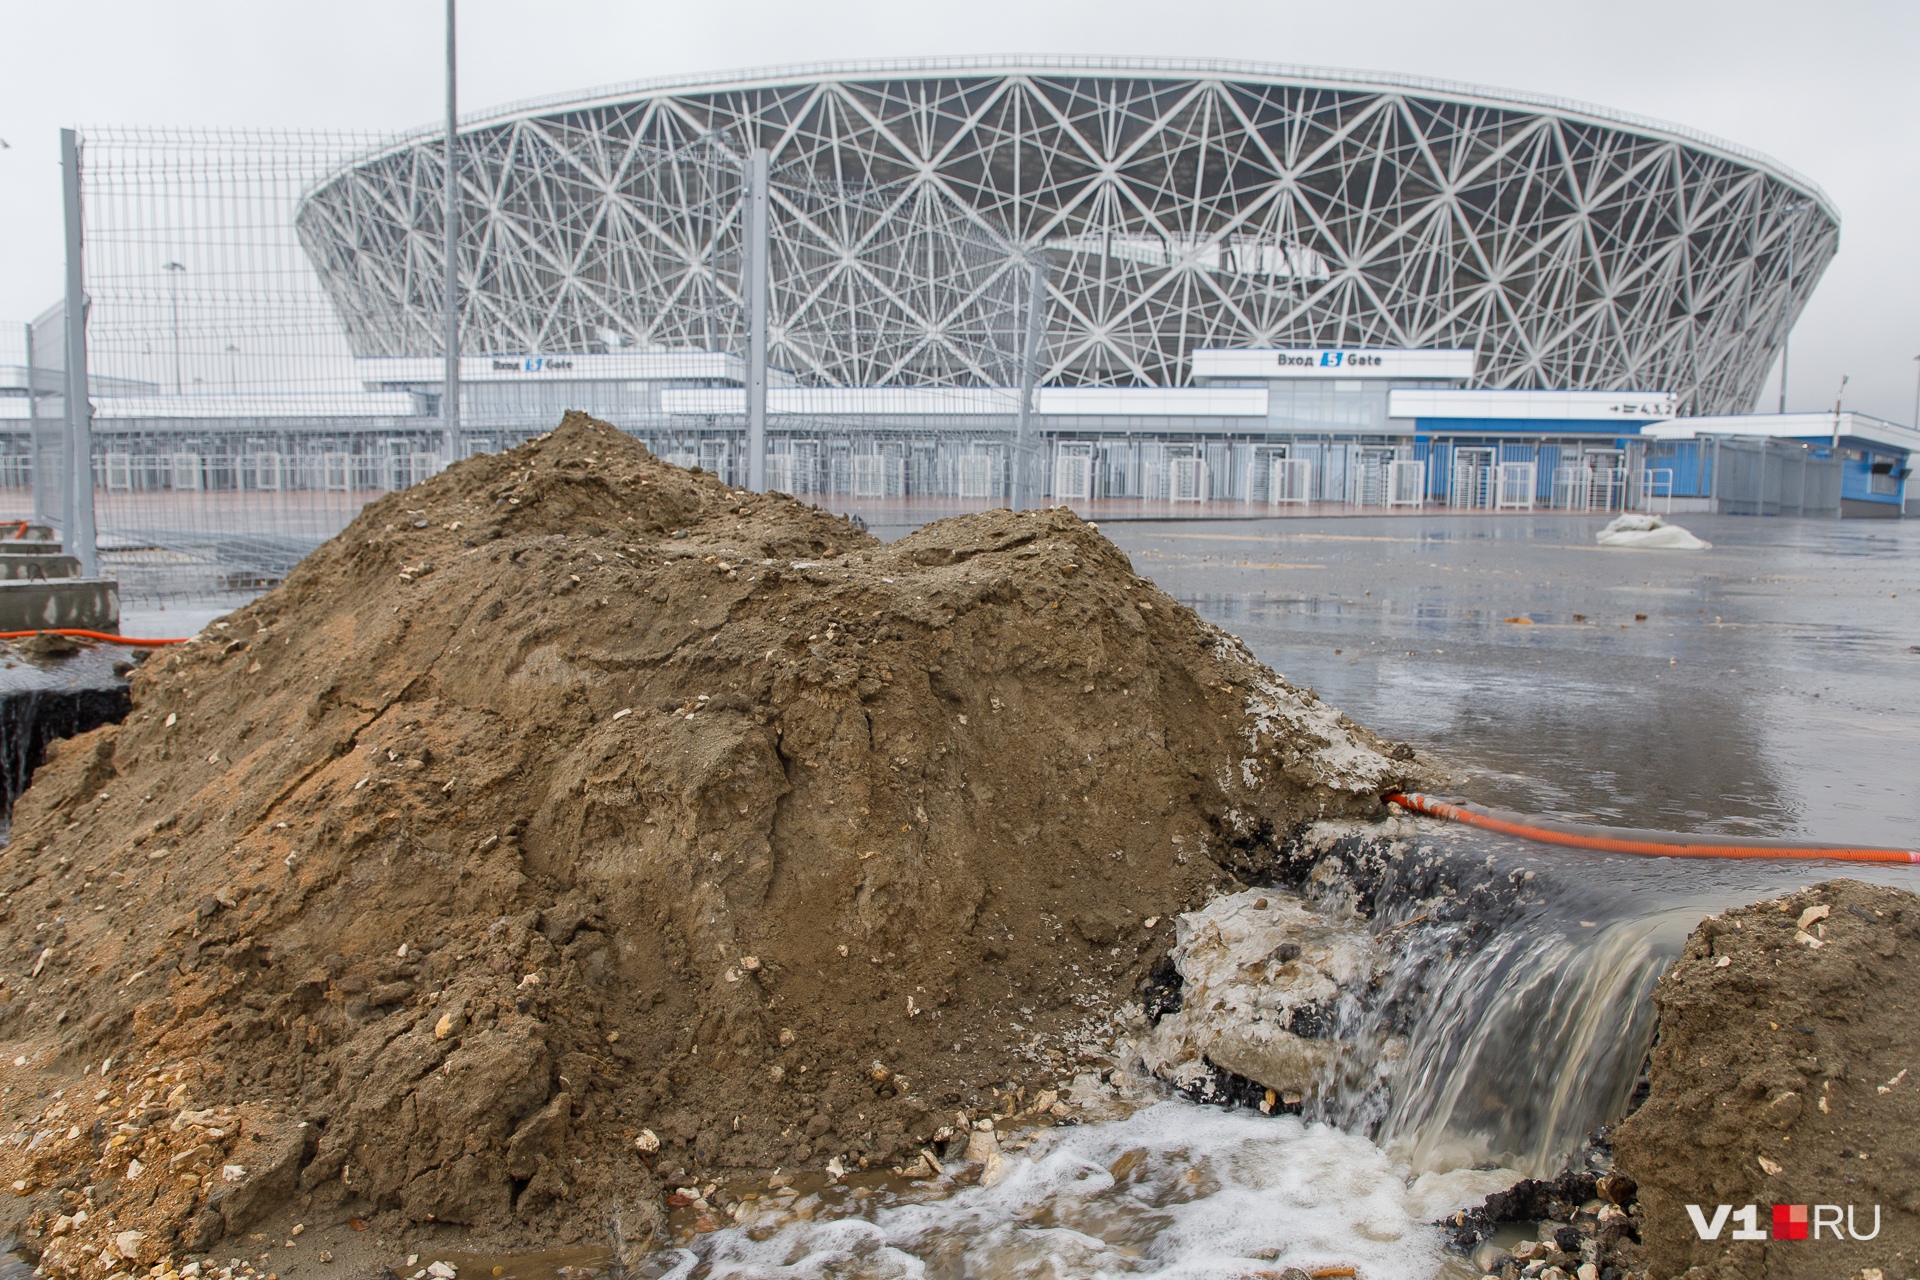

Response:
(0, 411), (1422, 1263)
(12, 632), (92, 660)
(1140, 887), (1383, 1105)
(1612, 879), (1920, 1278)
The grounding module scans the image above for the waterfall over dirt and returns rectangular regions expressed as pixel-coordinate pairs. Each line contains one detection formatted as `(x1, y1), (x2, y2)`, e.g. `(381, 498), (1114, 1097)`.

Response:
(0, 412), (1426, 1267)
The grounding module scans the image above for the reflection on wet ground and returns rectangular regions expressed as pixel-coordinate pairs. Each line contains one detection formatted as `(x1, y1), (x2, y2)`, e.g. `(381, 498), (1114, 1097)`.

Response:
(1104, 513), (1920, 849)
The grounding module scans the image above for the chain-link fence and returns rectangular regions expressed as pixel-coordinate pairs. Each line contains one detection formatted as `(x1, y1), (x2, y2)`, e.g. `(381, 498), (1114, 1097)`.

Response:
(0, 127), (1041, 603)
(6, 129), (408, 599)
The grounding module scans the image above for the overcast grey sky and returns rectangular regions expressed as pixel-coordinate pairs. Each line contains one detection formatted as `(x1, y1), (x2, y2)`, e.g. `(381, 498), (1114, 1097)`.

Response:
(2, 0), (1915, 422)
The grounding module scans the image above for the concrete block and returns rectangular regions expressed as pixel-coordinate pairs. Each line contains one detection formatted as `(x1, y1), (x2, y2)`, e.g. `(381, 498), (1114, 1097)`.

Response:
(0, 555), (81, 582)
(0, 579), (120, 632)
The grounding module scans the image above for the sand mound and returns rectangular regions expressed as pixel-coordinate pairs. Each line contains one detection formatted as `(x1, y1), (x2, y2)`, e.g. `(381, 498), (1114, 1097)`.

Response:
(1613, 879), (1920, 1278)
(0, 412), (1418, 1265)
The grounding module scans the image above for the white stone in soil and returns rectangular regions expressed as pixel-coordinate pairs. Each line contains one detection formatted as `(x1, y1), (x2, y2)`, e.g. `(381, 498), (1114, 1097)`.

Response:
(1140, 888), (1385, 1100)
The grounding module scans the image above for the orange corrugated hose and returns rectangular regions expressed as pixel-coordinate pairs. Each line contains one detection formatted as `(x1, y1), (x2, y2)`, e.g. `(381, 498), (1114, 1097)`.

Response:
(0, 629), (188, 647)
(1387, 792), (1920, 864)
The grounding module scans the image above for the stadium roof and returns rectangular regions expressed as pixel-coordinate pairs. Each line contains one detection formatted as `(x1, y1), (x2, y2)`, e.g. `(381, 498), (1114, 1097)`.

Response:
(361, 56), (1834, 218)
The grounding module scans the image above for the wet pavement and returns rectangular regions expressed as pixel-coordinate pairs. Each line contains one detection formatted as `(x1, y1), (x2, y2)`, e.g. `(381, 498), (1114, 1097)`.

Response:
(1099, 512), (1920, 851)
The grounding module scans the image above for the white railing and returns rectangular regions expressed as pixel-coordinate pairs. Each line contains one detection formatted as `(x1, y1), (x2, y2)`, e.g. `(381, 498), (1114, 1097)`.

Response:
(1553, 464), (1593, 511)
(764, 454), (795, 493)
(1496, 461), (1538, 510)
(1387, 459), (1427, 508)
(1269, 457), (1312, 505)
(1637, 467), (1675, 513)
(1053, 443), (1094, 499)
(956, 455), (995, 499)
(1169, 456), (1210, 501)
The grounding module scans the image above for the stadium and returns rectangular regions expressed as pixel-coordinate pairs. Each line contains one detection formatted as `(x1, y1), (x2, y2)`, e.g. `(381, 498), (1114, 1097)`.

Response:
(270, 57), (1867, 512)
(297, 56), (1837, 411)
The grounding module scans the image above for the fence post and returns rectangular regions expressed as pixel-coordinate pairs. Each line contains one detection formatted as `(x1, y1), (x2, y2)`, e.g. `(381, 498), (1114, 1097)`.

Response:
(1011, 253), (1048, 509)
(61, 129), (99, 578)
(745, 148), (770, 491)
(441, 0), (460, 464)
(23, 322), (43, 528)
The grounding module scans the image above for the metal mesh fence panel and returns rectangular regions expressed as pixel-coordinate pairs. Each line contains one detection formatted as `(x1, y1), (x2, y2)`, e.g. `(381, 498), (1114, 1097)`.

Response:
(0, 125), (1039, 604)
(62, 129), (399, 599)
(30, 127), (769, 602)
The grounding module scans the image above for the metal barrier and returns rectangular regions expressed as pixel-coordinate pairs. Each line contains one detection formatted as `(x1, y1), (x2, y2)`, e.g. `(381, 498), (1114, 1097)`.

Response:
(1637, 467), (1674, 514)
(1495, 461), (1537, 510)
(1387, 459), (1426, 508)
(1269, 457), (1312, 505)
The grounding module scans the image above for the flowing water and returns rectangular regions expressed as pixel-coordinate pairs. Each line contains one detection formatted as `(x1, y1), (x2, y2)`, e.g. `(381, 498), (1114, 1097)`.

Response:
(1298, 832), (1675, 1181)
(630, 824), (1684, 1278)
(0, 642), (132, 823)
(640, 1102), (1506, 1279)
(1359, 909), (1668, 1179)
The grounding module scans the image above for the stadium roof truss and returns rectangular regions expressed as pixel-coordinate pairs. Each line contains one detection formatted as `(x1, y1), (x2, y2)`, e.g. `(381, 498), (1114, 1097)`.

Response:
(295, 59), (1839, 414)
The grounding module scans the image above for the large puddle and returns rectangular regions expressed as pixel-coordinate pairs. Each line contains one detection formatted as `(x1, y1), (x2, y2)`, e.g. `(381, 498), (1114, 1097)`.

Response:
(1104, 512), (1920, 849)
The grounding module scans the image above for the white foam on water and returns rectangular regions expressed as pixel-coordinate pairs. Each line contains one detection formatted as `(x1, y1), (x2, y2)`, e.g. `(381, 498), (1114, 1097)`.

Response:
(662, 1099), (1516, 1279)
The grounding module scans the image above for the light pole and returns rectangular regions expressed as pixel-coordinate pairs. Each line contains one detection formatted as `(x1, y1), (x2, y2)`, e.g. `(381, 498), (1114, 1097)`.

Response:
(1911, 354), (1919, 430)
(163, 261), (187, 394)
(744, 148), (770, 491)
(441, 0), (460, 464)
(1776, 201), (1810, 415)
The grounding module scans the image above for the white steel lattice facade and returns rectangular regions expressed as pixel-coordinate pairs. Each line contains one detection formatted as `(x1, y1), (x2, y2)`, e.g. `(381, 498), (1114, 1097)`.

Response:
(294, 57), (1839, 414)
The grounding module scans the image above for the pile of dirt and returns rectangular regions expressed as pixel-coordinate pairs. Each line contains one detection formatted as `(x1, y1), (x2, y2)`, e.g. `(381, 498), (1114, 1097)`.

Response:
(1613, 878), (1920, 1279)
(0, 412), (1422, 1268)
